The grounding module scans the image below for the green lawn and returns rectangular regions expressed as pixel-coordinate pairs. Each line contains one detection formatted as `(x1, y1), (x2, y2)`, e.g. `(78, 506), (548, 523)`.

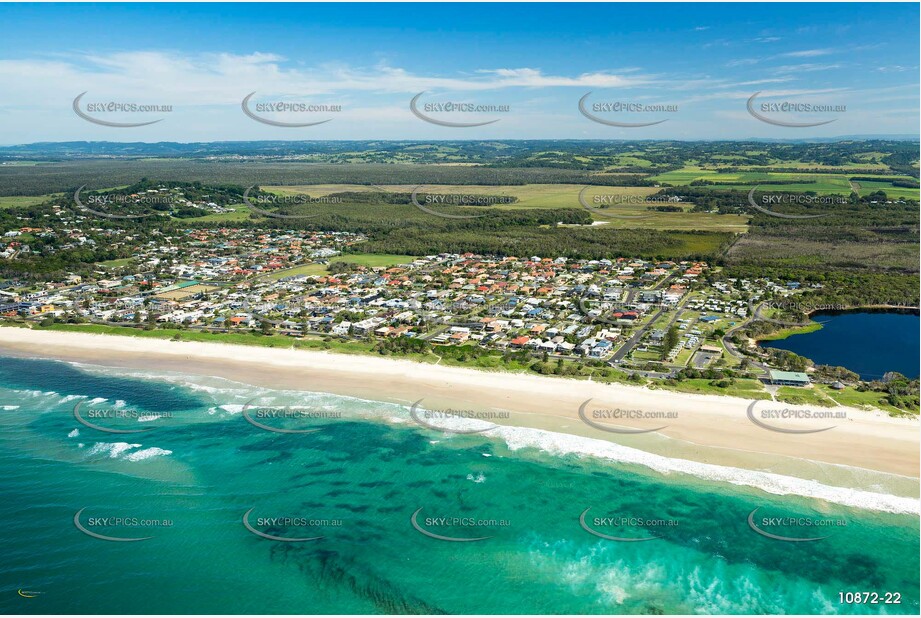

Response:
(97, 257), (135, 269)
(816, 384), (910, 416)
(262, 253), (418, 279)
(0, 194), (59, 209)
(774, 386), (836, 407)
(265, 263), (331, 280)
(334, 253), (418, 268)
(756, 321), (823, 341)
(35, 322), (377, 354)
(656, 378), (771, 399)
(181, 203), (254, 222)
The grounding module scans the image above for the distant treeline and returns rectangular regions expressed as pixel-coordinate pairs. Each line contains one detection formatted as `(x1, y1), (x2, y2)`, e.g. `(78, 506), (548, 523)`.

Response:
(2, 138), (918, 179)
(0, 161), (640, 196)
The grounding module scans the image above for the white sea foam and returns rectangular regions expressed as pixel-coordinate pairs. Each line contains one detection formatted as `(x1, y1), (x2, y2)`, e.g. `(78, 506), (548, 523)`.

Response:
(84, 441), (171, 462)
(467, 472), (487, 483)
(67, 428), (79, 438)
(87, 442), (141, 458)
(1, 405), (19, 410)
(48, 361), (921, 515)
(492, 424), (920, 515)
(123, 447), (172, 462)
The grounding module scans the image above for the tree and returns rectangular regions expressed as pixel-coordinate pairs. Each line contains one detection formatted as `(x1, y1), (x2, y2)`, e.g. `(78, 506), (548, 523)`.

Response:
(661, 325), (680, 359)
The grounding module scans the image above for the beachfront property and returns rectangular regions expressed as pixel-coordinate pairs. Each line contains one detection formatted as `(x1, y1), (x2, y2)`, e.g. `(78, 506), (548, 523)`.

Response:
(0, 218), (823, 378)
(766, 369), (811, 387)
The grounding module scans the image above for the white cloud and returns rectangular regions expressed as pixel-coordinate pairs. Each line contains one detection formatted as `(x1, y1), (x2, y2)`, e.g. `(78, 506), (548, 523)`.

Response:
(779, 48), (835, 58)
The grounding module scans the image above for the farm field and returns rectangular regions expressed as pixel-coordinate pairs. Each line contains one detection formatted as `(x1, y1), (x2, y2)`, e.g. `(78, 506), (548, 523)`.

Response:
(0, 193), (60, 208)
(852, 180), (921, 200)
(265, 183), (660, 207)
(649, 166), (920, 199)
(264, 184), (751, 232)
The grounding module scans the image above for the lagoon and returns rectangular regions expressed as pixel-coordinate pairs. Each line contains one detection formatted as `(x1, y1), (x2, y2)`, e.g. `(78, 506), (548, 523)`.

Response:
(760, 310), (920, 380)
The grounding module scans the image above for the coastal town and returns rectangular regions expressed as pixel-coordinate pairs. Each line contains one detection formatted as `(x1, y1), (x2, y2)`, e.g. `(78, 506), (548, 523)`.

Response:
(1, 216), (815, 386)
(1, 3), (919, 616)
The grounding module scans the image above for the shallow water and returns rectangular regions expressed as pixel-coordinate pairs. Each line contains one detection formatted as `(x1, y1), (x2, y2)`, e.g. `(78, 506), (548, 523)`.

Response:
(0, 355), (917, 614)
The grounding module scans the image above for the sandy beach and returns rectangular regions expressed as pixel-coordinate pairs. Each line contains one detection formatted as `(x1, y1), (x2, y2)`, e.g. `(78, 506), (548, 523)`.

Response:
(1, 326), (918, 480)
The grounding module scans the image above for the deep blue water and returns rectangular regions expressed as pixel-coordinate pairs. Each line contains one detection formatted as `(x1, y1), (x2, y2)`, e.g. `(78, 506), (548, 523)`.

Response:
(760, 311), (920, 380)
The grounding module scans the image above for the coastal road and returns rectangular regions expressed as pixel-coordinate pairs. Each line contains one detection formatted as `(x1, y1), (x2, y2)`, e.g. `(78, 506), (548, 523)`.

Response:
(610, 307), (666, 362)
(608, 270), (684, 362)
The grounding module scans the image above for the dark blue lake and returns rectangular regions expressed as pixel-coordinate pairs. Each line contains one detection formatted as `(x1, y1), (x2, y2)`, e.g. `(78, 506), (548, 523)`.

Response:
(759, 310), (920, 380)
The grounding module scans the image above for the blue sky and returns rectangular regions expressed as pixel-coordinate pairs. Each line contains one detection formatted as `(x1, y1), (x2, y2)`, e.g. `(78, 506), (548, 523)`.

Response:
(0, 2), (917, 142)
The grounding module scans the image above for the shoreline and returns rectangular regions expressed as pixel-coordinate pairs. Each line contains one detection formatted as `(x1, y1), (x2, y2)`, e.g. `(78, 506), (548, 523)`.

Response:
(756, 304), (920, 342)
(1, 326), (918, 484)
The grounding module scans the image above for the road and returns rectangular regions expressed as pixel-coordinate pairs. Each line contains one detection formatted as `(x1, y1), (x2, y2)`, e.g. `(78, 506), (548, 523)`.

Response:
(607, 271), (682, 362)
(721, 300), (769, 375)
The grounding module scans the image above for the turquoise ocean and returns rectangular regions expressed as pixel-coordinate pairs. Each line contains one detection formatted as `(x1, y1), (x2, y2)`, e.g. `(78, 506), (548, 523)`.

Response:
(0, 354), (918, 614)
